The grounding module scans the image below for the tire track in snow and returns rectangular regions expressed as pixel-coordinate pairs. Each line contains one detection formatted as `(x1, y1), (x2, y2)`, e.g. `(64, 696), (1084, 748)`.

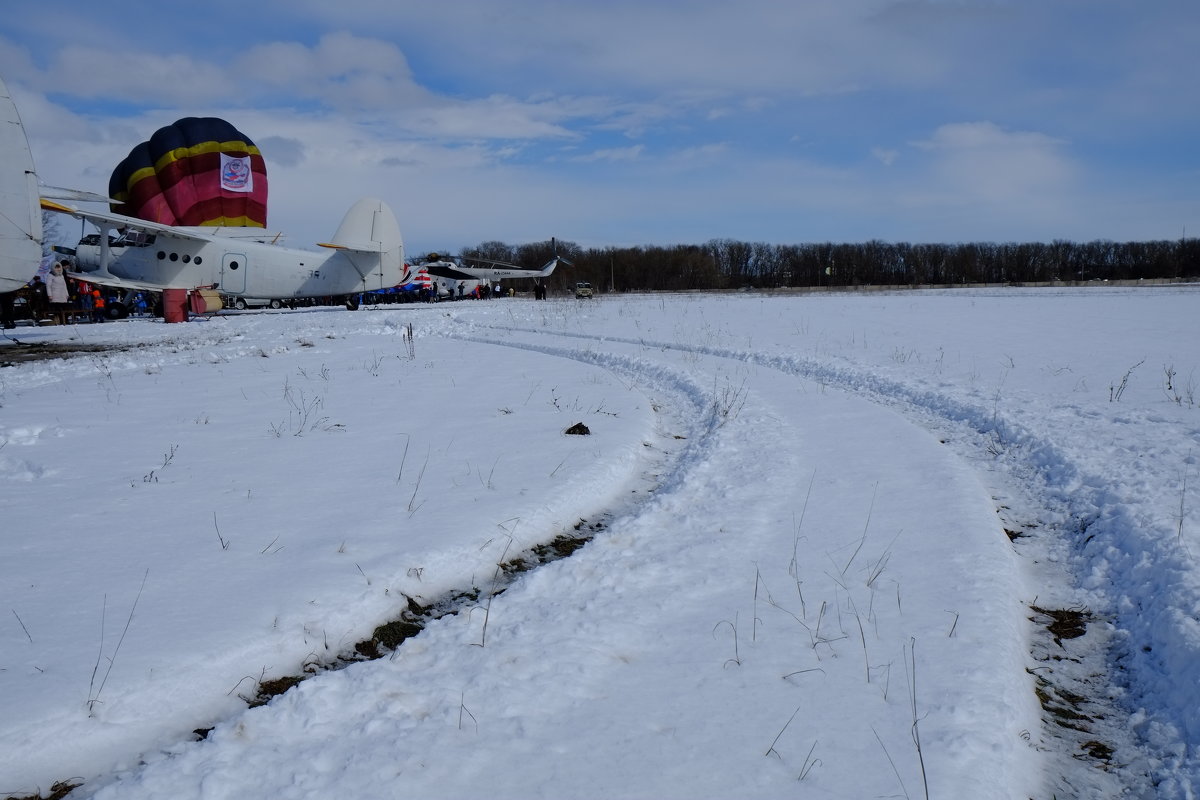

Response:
(459, 318), (1164, 797)
(244, 330), (742, 693)
(74, 308), (1061, 798)
(332, 334), (737, 663)
(7, 328), (737, 800)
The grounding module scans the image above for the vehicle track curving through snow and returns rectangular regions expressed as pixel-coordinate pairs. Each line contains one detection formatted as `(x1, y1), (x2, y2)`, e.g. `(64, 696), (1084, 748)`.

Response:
(7, 290), (1192, 798)
(81, 303), (1043, 798)
(447, 312), (1160, 797)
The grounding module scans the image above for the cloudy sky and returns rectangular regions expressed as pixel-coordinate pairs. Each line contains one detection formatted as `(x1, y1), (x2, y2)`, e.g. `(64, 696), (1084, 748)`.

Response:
(2, 1), (1197, 254)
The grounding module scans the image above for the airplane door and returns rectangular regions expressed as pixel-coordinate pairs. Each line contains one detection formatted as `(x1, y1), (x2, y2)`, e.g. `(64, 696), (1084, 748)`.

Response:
(221, 253), (247, 293)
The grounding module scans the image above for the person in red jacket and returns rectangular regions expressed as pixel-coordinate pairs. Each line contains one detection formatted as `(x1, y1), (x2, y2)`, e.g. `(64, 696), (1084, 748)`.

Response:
(91, 290), (106, 323)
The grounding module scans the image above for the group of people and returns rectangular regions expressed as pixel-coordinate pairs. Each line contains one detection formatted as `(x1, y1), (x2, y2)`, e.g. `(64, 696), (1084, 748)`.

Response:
(418, 282), (504, 302)
(0, 262), (109, 329)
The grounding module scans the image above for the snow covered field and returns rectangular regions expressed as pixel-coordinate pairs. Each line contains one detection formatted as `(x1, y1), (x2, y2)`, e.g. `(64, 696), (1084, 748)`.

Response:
(1, 286), (1197, 799)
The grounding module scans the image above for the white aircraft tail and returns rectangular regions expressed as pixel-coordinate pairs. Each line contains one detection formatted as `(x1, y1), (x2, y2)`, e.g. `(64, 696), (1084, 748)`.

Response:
(319, 198), (406, 288)
(0, 75), (43, 291)
(537, 238), (573, 277)
(536, 256), (566, 278)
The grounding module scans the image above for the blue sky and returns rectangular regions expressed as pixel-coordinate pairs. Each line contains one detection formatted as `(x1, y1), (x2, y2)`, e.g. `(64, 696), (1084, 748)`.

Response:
(2, 1), (1197, 254)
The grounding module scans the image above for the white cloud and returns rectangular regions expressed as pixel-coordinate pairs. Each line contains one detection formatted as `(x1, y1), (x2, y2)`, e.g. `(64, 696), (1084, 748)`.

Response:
(914, 121), (1066, 153)
(572, 144), (644, 163)
(309, 1), (950, 97)
(402, 95), (580, 141)
(235, 33), (428, 111)
(47, 47), (233, 105)
(669, 143), (729, 164)
(871, 147), (898, 166)
(908, 122), (1076, 208)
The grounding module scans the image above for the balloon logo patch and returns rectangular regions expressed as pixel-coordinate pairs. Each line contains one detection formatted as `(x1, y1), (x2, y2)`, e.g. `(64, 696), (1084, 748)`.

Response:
(220, 154), (253, 192)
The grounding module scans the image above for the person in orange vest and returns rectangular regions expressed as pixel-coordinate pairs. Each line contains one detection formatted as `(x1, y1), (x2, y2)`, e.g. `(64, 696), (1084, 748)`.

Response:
(91, 289), (106, 323)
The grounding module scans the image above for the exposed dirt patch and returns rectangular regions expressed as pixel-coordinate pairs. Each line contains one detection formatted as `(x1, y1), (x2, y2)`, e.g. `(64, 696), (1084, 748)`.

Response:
(5, 780), (81, 800)
(0, 341), (131, 366)
(246, 675), (307, 708)
(532, 533), (590, 560)
(354, 619), (425, 658)
(338, 519), (607, 665)
(1080, 740), (1115, 762)
(1033, 674), (1096, 732)
(1030, 604), (1090, 645)
(1024, 600), (1126, 777)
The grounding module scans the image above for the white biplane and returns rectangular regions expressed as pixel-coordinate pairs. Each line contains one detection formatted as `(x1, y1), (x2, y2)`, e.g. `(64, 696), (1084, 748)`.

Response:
(1, 74), (409, 313)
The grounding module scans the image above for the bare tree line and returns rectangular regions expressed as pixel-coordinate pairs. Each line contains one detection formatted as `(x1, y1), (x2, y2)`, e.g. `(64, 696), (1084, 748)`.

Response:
(465, 236), (1200, 293)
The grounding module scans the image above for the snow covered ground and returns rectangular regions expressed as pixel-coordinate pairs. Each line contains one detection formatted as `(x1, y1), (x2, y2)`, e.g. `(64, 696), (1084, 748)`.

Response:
(1, 286), (1197, 799)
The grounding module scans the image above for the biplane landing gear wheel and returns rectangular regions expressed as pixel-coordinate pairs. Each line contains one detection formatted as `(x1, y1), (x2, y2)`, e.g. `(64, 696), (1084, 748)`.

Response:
(105, 302), (129, 320)
(344, 296), (360, 311)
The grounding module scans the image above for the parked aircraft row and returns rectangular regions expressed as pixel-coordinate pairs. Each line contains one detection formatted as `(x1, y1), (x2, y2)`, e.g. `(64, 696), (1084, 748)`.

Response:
(0, 75), (566, 312)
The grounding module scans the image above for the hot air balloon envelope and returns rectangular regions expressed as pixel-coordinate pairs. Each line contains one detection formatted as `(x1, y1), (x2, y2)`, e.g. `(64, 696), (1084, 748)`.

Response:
(109, 117), (268, 228)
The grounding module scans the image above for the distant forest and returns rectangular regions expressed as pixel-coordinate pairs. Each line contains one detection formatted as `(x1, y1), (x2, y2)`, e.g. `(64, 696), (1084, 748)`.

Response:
(462, 237), (1200, 293)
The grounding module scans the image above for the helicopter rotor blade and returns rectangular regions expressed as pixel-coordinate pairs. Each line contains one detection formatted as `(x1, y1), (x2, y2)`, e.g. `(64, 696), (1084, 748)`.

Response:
(459, 254), (521, 268)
